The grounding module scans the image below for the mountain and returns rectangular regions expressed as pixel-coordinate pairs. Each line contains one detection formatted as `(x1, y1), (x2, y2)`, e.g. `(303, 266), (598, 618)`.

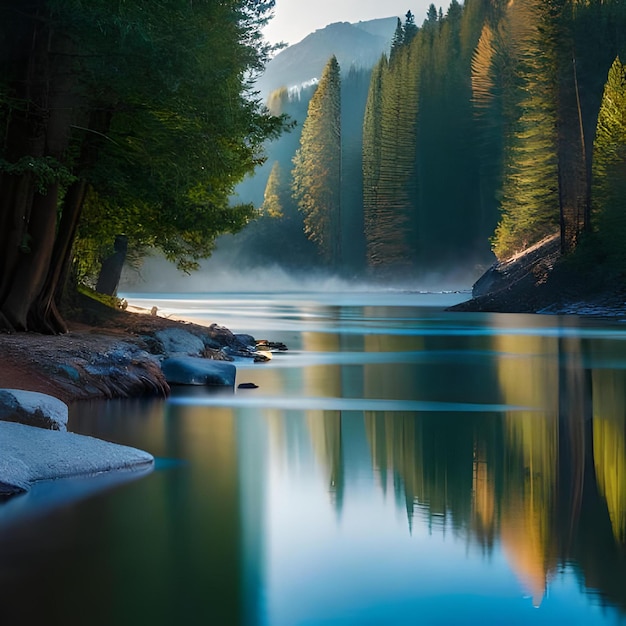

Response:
(255, 17), (397, 100)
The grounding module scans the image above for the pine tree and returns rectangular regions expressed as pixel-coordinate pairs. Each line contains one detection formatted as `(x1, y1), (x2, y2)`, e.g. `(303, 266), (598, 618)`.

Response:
(592, 57), (626, 266)
(426, 4), (439, 25)
(292, 56), (342, 265)
(390, 18), (404, 61)
(403, 11), (419, 45)
(362, 57), (386, 266)
(363, 39), (420, 272)
(263, 162), (285, 218)
(490, 0), (560, 259)
(413, 0), (489, 266)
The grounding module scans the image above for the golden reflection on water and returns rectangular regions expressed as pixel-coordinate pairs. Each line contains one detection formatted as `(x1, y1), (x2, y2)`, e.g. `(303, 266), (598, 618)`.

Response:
(262, 328), (626, 610)
(593, 369), (626, 545)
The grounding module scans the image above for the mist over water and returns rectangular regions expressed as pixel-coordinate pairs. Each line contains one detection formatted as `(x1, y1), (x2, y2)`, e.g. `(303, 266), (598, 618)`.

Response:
(120, 253), (482, 296)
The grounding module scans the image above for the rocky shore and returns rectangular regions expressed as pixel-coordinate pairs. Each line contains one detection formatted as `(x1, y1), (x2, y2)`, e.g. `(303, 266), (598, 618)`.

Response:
(0, 295), (279, 500)
(0, 295), (274, 403)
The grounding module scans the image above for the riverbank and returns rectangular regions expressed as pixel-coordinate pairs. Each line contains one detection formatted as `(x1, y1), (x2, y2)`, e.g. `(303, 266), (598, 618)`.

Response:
(449, 233), (626, 319)
(0, 294), (256, 403)
(0, 294), (265, 499)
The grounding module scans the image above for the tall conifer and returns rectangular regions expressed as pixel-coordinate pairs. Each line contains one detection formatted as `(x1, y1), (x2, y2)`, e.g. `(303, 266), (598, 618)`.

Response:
(592, 57), (626, 266)
(292, 56), (342, 265)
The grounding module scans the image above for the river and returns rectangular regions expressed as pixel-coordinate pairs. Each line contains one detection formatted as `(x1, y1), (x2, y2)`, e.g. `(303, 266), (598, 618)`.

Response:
(1, 290), (626, 625)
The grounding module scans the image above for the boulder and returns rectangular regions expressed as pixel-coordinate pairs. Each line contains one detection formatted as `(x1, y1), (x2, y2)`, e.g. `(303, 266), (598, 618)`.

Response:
(0, 421), (154, 498)
(154, 328), (206, 356)
(160, 357), (236, 386)
(234, 333), (256, 349)
(0, 389), (68, 431)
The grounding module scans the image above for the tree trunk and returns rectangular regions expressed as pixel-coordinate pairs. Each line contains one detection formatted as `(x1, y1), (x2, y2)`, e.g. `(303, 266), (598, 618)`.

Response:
(2, 183), (62, 330)
(557, 55), (588, 254)
(0, 9), (87, 333)
(30, 179), (88, 333)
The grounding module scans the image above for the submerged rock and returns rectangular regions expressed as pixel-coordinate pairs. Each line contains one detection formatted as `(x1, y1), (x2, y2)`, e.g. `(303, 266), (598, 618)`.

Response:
(161, 357), (237, 386)
(0, 389), (68, 431)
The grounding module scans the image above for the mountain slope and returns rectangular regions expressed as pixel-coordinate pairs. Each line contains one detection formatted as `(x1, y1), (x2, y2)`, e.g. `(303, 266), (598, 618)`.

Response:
(256, 17), (397, 99)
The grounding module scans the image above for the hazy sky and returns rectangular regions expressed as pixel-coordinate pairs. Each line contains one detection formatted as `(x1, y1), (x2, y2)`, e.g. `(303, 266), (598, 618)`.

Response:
(262, 1), (440, 47)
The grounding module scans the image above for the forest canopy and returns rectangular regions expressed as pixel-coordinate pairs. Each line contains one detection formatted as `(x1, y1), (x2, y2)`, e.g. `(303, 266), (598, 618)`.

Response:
(0, 0), (286, 332)
(236, 0), (626, 284)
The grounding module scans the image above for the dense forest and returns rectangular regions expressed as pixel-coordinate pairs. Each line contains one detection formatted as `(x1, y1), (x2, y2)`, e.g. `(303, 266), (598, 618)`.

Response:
(2, 1), (626, 331)
(0, 0), (286, 332)
(234, 0), (626, 283)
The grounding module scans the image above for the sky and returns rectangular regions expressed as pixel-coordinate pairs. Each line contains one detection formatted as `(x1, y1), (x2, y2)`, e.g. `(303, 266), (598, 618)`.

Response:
(262, 0), (439, 47)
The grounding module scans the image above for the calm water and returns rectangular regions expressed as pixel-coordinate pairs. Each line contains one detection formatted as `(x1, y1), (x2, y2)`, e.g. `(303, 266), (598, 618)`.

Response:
(2, 290), (626, 625)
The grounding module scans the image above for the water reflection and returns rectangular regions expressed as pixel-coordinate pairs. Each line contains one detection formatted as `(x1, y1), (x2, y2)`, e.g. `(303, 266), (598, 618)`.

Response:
(4, 303), (626, 624)
(262, 321), (626, 619)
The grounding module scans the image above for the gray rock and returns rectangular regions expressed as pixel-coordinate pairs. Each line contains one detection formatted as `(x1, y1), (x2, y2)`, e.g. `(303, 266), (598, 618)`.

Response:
(234, 333), (256, 349)
(161, 357), (236, 386)
(154, 328), (206, 356)
(0, 389), (68, 431)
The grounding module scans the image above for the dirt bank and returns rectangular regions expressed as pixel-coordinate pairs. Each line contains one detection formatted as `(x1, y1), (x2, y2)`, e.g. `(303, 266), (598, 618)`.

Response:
(0, 295), (251, 404)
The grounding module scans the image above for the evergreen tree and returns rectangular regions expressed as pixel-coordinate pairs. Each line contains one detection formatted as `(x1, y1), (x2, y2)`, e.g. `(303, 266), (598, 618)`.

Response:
(469, 1), (509, 244)
(426, 4), (439, 25)
(292, 56), (342, 265)
(403, 11), (419, 45)
(363, 38), (420, 272)
(362, 57), (386, 267)
(489, 0), (626, 259)
(340, 66), (371, 273)
(592, 57), (626, 266)
(490, 0), (560, 259)
(263, 162), (285, 218)
(390, 18), (405, 61)
(413, 0), (489, 266)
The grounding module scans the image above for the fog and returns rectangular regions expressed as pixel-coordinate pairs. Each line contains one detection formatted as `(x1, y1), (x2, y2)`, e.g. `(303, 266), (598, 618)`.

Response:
(120, 251), (484, 296)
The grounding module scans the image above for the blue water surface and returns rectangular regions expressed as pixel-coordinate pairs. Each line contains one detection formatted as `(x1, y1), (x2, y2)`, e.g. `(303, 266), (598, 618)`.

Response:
(1, 290), (625, 625)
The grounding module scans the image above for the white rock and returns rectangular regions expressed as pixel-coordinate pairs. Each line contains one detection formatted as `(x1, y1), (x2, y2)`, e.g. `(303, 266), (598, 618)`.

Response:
(0, 421), (154, 495)
(0, 389), (68, 431)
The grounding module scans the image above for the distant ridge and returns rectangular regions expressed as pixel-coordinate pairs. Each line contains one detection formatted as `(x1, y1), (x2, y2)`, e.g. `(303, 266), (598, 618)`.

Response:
(255, 17), (397, 99)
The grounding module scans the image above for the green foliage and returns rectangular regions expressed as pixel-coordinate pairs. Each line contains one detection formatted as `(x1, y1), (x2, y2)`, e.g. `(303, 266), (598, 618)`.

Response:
(592, 57), (626, 267)
(292, 56), (342, 265)
(263, 161), (285, 218)
(403, 11), (419, 45)
(363, 0), (493, 272)
(0, 157), (76, 194)
(0, 0), (288, 285)
(490, 0), (560, 260)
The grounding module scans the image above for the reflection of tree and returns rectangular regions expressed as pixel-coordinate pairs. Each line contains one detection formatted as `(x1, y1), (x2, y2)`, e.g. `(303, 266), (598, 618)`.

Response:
(357, 332), (626, 614)
(307, 411), (344, 512)
(471, 443), (497, 552)
(281, 321), (626, 613)
(301, 330), (345, 511)
(365, 411), (475, 533)
(500, 411), (559, 606)
(592, 370), (626, 546)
